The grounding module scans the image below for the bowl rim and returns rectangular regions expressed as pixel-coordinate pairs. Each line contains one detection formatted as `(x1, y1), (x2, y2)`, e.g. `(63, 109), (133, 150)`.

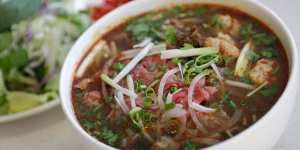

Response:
(0, 98), (60, 123)
(60, 0), (298, 149)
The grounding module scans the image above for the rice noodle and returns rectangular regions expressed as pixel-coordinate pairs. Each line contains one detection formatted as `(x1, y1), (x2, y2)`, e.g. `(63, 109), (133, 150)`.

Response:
(113, 43), (154, 83)
(119, 44), (166, 60)
(76, 40), (106, 78)
(115, 91), (129, 113)
(157, 68), (179, 109)
(211, 62), (224, 80)
(225, 80), (255, 90)
(127, 75), (136, 108)
(133, 37), (152, 48)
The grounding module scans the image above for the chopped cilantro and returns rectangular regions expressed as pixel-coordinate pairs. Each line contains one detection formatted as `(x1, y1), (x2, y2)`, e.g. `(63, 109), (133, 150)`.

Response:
(261, 48), (278, 58)
(184, 141), (199, 150)
(210, 15), (225, 29)
(99, 127), (119, 146)
(246, 51), (260, 62)
(113, 62), (125, 72)
(240, 23), (255, 38)
(164, 25), (177, 44)
(253, 33), (276, 45)
(260, 86), (278, 97)
(190, 7), (208, 16)
(83, 119), (95, 129)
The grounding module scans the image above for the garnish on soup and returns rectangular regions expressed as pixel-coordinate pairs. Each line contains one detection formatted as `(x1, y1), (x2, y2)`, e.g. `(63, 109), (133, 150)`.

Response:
(72, 5), (289, 149)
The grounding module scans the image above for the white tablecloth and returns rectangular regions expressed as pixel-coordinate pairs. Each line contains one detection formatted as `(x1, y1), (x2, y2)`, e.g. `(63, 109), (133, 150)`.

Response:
(1, 0), (299, 149)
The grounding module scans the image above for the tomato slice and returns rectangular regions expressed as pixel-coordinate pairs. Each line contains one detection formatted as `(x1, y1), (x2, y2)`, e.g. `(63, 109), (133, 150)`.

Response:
(90, 0), (130, 21)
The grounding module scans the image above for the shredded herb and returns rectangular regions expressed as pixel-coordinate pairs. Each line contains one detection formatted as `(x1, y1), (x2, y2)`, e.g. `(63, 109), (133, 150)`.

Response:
(129, 107), (154, 129)
(189, 7), (208, 16)
(164, 25), (177, 44)
(261, 48), (278, 58)
(169, 87), (179, 94)
(219, 92), (237, 110)
(83, 119), (95, 129)
(184, 141), (199, 150)
(99, 127), (120, 146)
(246, 51), (260, 62)
(126, 15), (164, 43)
(260, 85), (278, 97)
(210, 15), (225, 29)
(240, 23), (255, 38)
(253, 33), (276, 46)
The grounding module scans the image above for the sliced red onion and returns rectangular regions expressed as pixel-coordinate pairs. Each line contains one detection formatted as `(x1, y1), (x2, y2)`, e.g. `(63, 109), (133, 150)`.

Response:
(191, 102), (216, 113)
(113, 43), (154, 83)
(211, 62), (224, 80)
(115, 91), (129, 113)
(126, 75), (136, 108)
(133, 38), (152, 48)
(157, 68), (179, 109)
(188, 73), (215, 112)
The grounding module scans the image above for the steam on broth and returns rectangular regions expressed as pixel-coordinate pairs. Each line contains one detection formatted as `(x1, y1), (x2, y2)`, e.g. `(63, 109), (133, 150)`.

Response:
(72, 4), (289, 150)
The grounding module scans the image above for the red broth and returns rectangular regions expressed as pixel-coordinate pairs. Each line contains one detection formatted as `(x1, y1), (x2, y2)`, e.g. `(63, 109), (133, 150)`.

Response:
(72, 4), (289, 150)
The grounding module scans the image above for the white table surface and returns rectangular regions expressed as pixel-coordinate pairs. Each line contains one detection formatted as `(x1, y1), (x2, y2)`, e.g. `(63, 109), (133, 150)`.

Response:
(1, 0), (300, 150)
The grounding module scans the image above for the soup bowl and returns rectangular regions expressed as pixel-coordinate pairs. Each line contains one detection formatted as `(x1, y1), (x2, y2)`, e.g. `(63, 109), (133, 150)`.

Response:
(60, 0), (298, 149)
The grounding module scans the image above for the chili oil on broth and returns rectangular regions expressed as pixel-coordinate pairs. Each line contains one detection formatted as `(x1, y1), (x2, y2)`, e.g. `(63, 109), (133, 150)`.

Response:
(72, 4), (289, 150)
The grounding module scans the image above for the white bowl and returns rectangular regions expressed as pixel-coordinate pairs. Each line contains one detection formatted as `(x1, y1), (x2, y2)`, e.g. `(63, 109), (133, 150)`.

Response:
(0, 99), (59, 123)
(60, 0), (299, 149)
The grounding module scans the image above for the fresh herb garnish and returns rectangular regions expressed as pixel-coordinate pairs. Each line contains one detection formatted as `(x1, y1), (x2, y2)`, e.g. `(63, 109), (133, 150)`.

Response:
(246, 51), (260, 62)
(145, 87), (155, 97)
(253, 33), (276, 46)
(190, 7), (208, 16)
(83, 119), (95, 129)
(99, 127), (119, 146)
(240, 76), (252, 84)
(261, 48), (278, 58)
(129, 107), (154, 129)
(113, 62), (125, 72)
(240, 23), (255, 39)
(210, 15), (225, 29)
(184, 141), (199, 150)
(260, 86), (278, 97)
(164, 25), (177, 44)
